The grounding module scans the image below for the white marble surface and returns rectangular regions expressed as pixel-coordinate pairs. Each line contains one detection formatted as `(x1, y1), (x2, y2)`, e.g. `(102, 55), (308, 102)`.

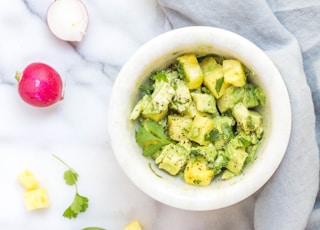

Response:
(0, 1), (256, 229)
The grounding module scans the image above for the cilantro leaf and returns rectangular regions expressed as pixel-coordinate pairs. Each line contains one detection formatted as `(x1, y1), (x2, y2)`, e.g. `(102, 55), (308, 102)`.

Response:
(62, 193), (89, 219)
(135, 126), (160, 146)
(143, 119), (168, 140)
(139, 83), (154, 95)
(215, 77), (224, 93)
(152, 70), (167, 82)
(64, 169), (78, 186)
(63, 206), (77, 219)
(52, 154), (90, 219)
(143, 143), (166, 157)
(205, 129), (220, 143)
(135, 119), (171, 156)
(70, 193), (89, 214)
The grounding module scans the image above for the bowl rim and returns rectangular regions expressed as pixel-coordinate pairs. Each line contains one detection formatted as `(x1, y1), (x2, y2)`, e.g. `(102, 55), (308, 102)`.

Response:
(108, 26), (292, 211)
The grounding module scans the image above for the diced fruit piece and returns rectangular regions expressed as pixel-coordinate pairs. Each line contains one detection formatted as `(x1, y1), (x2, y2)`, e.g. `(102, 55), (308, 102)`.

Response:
(232, 102), (263, 135)
(177, 54), (204, 89)
(18, 169), (39, 191)
(201, 57), (230, 98)
(168, 115), (192, 142)
(184, 157), (214, 186)
(23, 188), (50, 210)
(123, 219), (143, 230)
(142, 81), (175, 122)
(225, 148), (248, 175)
(217, 85), (245, 113)
(222, 59), (246, 87)
(191, 146), (217, 162)
(191, 92), (217, 114)
(181, 101), (206, 118)
(155, 143), (189, 175)
(170, 79), (192, 113)
(188, 116), (215, 146)
(221, 169), (236, 180)
(130, 95), (151, 120)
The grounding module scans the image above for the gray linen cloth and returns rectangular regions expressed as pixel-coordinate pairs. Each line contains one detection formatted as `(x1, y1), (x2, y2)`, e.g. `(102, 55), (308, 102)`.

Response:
(157, 0), (320, 229)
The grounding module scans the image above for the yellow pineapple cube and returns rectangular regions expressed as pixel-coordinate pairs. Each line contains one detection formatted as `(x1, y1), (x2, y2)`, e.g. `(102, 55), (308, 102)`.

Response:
(188, 116), (215, 146)
(23, 188), (50, 210)
(222, 59), (246, 87)
(123, 219), (143, 230)
(184, 158), (214, 186)
(177, 54), (204, 89)
(18, 169), (39, 191)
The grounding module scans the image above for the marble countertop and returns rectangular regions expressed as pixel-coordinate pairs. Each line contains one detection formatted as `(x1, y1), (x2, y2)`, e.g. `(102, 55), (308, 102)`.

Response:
(0, 1), (256, 229)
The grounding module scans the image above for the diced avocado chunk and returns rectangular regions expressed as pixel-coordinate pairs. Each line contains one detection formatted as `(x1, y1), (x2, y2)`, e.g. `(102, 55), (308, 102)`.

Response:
(212, 116), (235, 133)
(181, 101), (207, 118)
(130, 95), (152, 120)
(191, 92), (218, 114)
(142, 80), (175, 121)
(222, 59), (246, 87)
(208, 151), (228, 175)
(178, 139), (192, 152)
(201, 57), (230, 98)
(225, 146), (248, 175)
(177, 54), (204, 89)
(232, 102), (263, 135)
(208, 116), (235, 150)
(170, 79), (192, 113)
(254, 87), (266, 106)
(184, 157), (214, 186)
(155, 143), (189, 175)
(242, 84), (260, 108)
(188, 116), (215, 146)
(191, 145), (217, 162)
(217, 85), (245, 113)
(221, 169), (236, 180)
(217, 83), (265, 113)
(167, 115), (192, 142)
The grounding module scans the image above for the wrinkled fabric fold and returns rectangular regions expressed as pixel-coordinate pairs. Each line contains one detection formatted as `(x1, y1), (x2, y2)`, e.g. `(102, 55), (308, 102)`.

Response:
(157, 0), (320, 229)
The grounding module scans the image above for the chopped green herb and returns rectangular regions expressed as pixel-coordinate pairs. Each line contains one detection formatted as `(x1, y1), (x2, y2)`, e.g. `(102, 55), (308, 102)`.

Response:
(52, 154), (89, 219)
(152, 70), (168, 82)
(215, 77), (224, 93)
(148, 162), (163, 178)
(139, 83), (154, 95)
(135, 120), (171, 156)
(205, 129), (220, 143)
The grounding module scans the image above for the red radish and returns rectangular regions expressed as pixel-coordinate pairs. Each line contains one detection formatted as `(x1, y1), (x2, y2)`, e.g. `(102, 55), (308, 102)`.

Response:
(16, 62), (63, 107)
(47, 0), (89, 42)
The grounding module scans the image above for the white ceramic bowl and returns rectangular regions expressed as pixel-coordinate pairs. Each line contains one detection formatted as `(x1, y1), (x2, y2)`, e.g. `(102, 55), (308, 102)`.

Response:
(108, 26), (291, 211)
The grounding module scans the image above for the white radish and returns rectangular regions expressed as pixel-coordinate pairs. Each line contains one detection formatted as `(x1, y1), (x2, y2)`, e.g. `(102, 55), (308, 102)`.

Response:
(47, 0), (89, 42)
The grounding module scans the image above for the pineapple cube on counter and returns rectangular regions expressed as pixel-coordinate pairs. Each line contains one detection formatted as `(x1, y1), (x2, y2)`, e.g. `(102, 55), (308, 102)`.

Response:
(23, 188), (50, 210)
(18, 169), (50, 210)
(123, 219), (143, 230)
(17, 169), (39, 190)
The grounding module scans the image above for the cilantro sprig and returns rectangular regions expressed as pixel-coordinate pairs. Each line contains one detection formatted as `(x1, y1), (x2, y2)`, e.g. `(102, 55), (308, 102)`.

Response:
(135, 119), (171, 156)
(53, 154), (89, 219)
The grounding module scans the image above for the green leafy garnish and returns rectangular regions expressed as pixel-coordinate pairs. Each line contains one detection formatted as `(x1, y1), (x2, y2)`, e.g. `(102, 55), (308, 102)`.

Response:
(139, 83), (154, 95)
(205, 129), (220, 143)
(152, 70), (168, 82)
(215, 77), (224, 93)
(53, 154), (89, 219)
(135, 119), (171, 156)
(64, 169), (78, 185)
